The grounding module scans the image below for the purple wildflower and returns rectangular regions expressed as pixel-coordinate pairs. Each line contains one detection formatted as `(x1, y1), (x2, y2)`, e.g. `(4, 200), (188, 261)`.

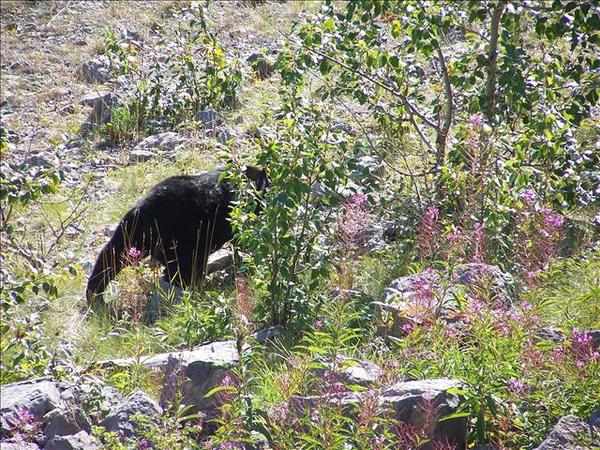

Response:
(519, 188), (537, 207)
(471, 222), (485, 263)
(468, 113), (484, 128)
(234, 276), (254, 327)
(123, 246), (143, 266)
(320, 371), (347, 399)
(401, 322), (414, 335)
(348, 192), (367, 208)
(540, 207), (565, 230)
(336, 192), (375, 251)
(507, 377), (528, 396)
(416, 205), (441, 258)
(569, 328), (600, 368)
(410, 268), (437, 312)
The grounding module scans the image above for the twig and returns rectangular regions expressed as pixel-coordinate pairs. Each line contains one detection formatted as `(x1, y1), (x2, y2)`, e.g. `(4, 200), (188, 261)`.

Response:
(46, 0), (73, 28)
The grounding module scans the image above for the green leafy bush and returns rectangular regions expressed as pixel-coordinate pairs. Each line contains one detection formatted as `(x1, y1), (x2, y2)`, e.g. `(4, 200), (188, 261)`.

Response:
(100, 8), (242, 145)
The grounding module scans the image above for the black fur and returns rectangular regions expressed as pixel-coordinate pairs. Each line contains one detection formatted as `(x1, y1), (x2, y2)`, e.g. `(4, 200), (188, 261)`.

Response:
(86, 166), (267, 305)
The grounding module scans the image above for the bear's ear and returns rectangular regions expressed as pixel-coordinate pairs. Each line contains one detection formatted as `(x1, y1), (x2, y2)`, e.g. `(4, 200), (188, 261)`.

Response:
(244, 166), (268, 191)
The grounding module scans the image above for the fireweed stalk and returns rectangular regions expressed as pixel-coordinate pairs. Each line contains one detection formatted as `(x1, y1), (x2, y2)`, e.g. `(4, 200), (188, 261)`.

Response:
(208, 277), (256, 448)
(515, 189), (565, 288)
(335, 193), (375, 290)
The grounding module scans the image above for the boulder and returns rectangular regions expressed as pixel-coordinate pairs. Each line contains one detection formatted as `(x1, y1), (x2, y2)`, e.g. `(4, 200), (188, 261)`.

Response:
(205, 248), (235, 274)
(380, 378), (465, 449)
(132, 132), (185, 155)
(217, 129), (232, 144)
(195, 108), (220, 127)
(128, 149), (155, 163)
(376, 264), (514, 337)
(252, 326), (284, 344)
(294, 378), (464, 449)
(79, 92), (120, 131)
(534, 415), (591, 450)
(96, 340), (241, 414)
(81, 56), (111, 83)
(1, 379), (64, 436)
(0, 442), (40, 450)
(589, 409), (600, 434)
(44, 431), (100, 450)
(100, 390), (162, 439)
(314, 357), (382, 387)
(354, 155), (385, 180)
(42, 408), (91, 444)
(453, 263), (514, 306)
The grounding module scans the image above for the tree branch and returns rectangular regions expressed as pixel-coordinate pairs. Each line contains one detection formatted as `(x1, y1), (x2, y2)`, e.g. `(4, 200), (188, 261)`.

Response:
(298, 41), (440, 132)
(484, 1), (506, 120)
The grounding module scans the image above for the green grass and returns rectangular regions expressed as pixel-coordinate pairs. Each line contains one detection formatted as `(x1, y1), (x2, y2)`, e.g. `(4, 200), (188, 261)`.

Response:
(526, 252), (600, 331)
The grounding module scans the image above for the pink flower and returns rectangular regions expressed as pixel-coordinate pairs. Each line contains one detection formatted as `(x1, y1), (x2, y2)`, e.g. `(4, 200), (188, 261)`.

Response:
(348, 192), (367, 208)
(541, 208), (565, 230)
(320, 371), (347, 398)
(234, 276), (254, 324)
(471, 222), (485, 263)
(569, 328), (599, 367)
(358, 389), (379, 427)
(507, 377), (528, 396)
(410, 268), (436, 311)
(519, 188), (537, 207)
(416, 205), (441, 258)
(123, 246), (144, 266)
(401, 322), (414, 335)
(468, 113), (484, 128)
(336, 192), (375, 251)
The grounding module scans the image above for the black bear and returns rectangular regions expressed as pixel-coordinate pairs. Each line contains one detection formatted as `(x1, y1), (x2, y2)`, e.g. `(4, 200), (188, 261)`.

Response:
(86, 166), (267, 306)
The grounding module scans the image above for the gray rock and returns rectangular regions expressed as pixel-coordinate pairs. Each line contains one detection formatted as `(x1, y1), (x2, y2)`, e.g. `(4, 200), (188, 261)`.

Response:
(294, 378), (464, 449)
(377, 264), (514, 337)
(252, 326), (283, 343)
(355, 155), (385, 179)
(217, 129), (232, 144)
(195, 108), (219, 127)
(81, 56), (111, 83)
(536, 328), (565, 344)
(314, 357), (381, 387)
(128, 149), (155, 163)
(101, 390), (162, 439)
(0, 441), (40, 450)
(589, 330), (600, 350)
(205, 248), (234, 274)
(180, 341), (239, 413)
(534, 415), (591, 450)
(79, 92), (120, 132)
(97, 340), (240, 414)
(42, 408), (91, 443)
(23, 154), (53, 168)
(1, 379), (64, 435)
(44, 431), (99, 450)
(380, 378), (465, 449)
(454, 263), (514, 307)
(331, 120), (355, 135)
(132, 132), (185, 154)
